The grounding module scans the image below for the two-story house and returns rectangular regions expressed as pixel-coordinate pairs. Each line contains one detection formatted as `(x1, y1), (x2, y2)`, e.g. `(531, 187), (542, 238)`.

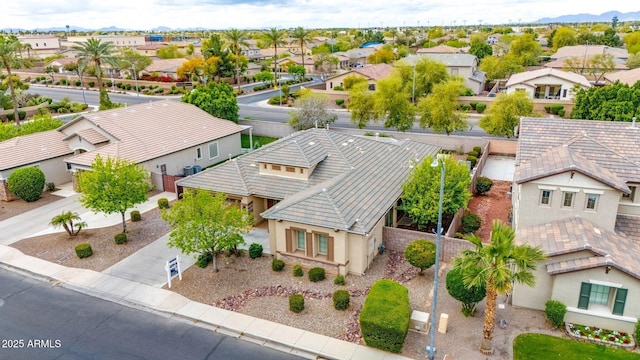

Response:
(416, 53), (486, 95)
(511, 117), (640, 333)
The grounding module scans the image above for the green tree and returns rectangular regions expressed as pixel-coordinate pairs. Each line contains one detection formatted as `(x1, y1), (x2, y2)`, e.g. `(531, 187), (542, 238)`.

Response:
(7, 167), (45, 202)
(602, 28), (622, 47)
(399, 155), (471, 230)
(73, 38), (119, 110)
(202, 34), (234, 80)
(479, 55), (523, 81)
(288, 90), (337, 130)
(586, 53), (616, 84)
(367, 48), (396, 64)
(347, 82), (376, 128)
(417, 78), (468, 135)
(260, 28), (286, 86)
(373, 75), (415, 131)
(224, 29), (249, 91)
(396, 57), (449, 100)
(571, 81), (640, 121)
(404, 239), (436, 275)
(117, 47), (152, 74)
(508, 33), (543, 66)
(469, 42), (493, 60)
(157, 44), (185, 59)
(552, 27), (577, 50)
(161, 189), (251, 272)
(479, 91), (533, 137)
(454, 220), (545, 353)
(182, 82), (239, 122)
(287, 64), (306, 81)
(291, 27), (311, 69)
(50, 211), (87, 236)
(255, 70), (274, 83)
(343, 74), (367, 90)
(623, 31), (640, 55)
(446, 266), (486, 317)
(44, 65), (58, 83)
(0, 35), (31, 125)
(78, 154), (150, 233)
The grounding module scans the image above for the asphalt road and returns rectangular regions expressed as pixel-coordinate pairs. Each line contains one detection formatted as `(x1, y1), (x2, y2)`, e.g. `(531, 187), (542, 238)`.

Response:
(0, 268), (303, 360)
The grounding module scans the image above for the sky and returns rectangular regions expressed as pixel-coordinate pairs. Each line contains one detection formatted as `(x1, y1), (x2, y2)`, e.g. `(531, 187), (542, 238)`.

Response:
(3, 0), (639, 31)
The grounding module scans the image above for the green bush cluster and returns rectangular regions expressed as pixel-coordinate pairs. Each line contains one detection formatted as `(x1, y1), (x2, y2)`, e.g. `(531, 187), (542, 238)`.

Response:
(196, 252), (212, 268)
(268, 95), (286, 105)
(272, 258), (285, 271)
(114, 233), (127, 244)
(293, 264), (304, 277)
(88, 81), (95, 87)
(456, 103), (471, 111)
(74, 80), (82, 86)
(5, 110), (26, 121)
(248, 243), (263, 259)
(46, 182), (56, 191)
(130, 210), (141, 222)
(74, 243), (93, 258)
(359, 279), (411, 353)
(0, 114), (63, 142)
(468, 150), (479, 158)
(469, 101), (478, 110)
(476, 103), (487, 113)
(544, 104), (564, 115)
(334, 275), (346, 285)
(335, 99), (345, 106)
(544, 300), (567, 328)
(7, 167), (45, 202)
(289, 294), (304, 313)
(157, 198), (170, 209)
(473, 146), (482, 155)
(475, 176), (494, 195)
(332, 85), (344, 91)
(461, 213), (482, 234)
(466, 155), (477, 168)
(333, 290), (350, 310)
(308, 267), (325, 282)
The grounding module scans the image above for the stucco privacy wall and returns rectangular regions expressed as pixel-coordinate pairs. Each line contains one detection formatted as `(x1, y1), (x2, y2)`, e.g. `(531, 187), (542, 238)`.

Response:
(383, 227), (475, 262)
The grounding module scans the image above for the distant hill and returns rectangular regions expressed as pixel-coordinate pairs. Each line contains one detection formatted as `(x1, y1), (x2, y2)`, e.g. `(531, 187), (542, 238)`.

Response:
(535, 10), (640, 24)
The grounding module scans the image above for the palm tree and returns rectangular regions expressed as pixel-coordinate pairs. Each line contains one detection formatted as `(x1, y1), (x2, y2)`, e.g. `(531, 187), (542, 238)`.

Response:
(223, 29), (249, 91)
(0, 35), (30, 125)
(291, 27), (311, 71)
(260, 28), (286, 87)
(453, 220), (545, 354)
(73, 38), (118, 108)
(50, 211), (87, 236)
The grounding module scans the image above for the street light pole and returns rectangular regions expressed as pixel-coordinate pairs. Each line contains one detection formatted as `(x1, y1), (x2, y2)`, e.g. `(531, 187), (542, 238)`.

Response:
(427, 157), (444, 360)
(412, 62), (416, 104)
(120, 59), (140, 103)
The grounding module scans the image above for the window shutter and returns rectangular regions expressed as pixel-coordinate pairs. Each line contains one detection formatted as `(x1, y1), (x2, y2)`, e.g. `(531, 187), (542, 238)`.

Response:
(285, 229), (292, 253)
(612, 288), (628, 316)
(306, 232), (313, 257)
(327, 236), (334, 262)
(578, 282), (591, 309)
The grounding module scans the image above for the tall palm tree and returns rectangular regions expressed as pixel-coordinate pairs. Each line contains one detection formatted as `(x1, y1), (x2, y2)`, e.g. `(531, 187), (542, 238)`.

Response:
(0, 35), (30, 125)
(223, 29), (249, 91)
(260, 28), (286, 87)
(73, 38), (118, 108)
(50, 211), (87, 236)
(453, 220), (545, 354)
(291, 27), (311, 70)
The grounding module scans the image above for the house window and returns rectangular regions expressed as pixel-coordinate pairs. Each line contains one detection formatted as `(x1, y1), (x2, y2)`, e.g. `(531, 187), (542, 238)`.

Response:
(622, 186), (636, 201)
(563, 89), (568, 98)
(296, 230), (306, 250)
(578, 282), (628, 316)
(540, 190), (552, 206)
(196, 147), (202, 160)
(316, 233), (328, 255)
(585, 194), (599, 210)
(368, 84), (375, 91)
(451, 68), (459, 75)
(272, 164), (281, 171)
(208, 142), (219, 159)
(286, 166), (295, 173)
(562, 192), (574, 208)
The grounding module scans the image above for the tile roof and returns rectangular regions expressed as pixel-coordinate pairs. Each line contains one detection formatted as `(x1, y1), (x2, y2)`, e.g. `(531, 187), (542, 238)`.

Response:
(0, 130), (72, 172)
(516, 216), (640, 280)
(605, 68), (640, 86)
(416, 45), (463, 54)
(543, 58), (628, 71)
(516, 117), (640, 184)
(550, 45), (629, 60)
(176, 129), (440, 234)
(63, 101), (243, 167)
(417, 53), (478, 67)
(144, 58), (187, 73)
(615, 214), (640, 242)
(352, 63), (394, 80)
(506, 68), (591, 88)
(75, 128), (110, 145)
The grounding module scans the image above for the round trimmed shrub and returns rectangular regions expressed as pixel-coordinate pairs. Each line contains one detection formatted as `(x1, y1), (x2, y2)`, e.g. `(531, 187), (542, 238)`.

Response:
(157, 198), (170, 209)
(308, 267), (325, 282)
(7, 167), (46, 202)
(75, 243), (93, 258)
(289, 294), (304, 313)
(333, 290), (350, 310)
(114, 233), (127, 244)
(466, 155), (477, 168)
(476, 103), (487, 113)
(130, 210), (141, 222)
(467, 150), (479, 158)
(446, 267), (486, 317)
(293, 264), (303, 277)
(196, 252), (212, 268)
(272, 258), (285, 271)
(404, 239), (436, 275)
(249, 243), (263, 259)
(545, 300), (567, 329)
(461, 213), (482, 234)
(473, 146), (482, 155)
(334, 274), (346, 285)
(475, 176), (493, 195)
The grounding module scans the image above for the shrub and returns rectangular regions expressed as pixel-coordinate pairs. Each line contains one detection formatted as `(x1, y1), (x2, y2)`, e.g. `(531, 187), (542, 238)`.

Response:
(196, 252), (212, 268)
(335, 99), (345, 106)
(545, 300), (567, 329)
(635, 319), (640, 344)
(308, 267), (325, 282)
(469, 101), (478, 110)
(293, 264), (304, 277)
(253, 85), (266, 91)
(289, 294), (305, 313)
(157, 198), (170, 209)
(248, 243), (263, 259)
(7, 167), (46, 202)
(475, 176), (493, 195)
(473, 146), (482, 155)
(333, 290), (350, 310)
(359, 279), (411, 353)
(74, 80), (82, 86)
(114, 233), (127, 244)
(476, 103), (487, 113)
(461, 213), (482, 234)
(404, 239), (436, 275)
(446, 267), (486, 316)
(268, 95), (286, 105)
(333, 85), (344, 91)
(88, 81), (95, 87)
(466, 155), (477, 168)
(467, 150), (479, 158)
(548, 104), (564, 115)
(130, 210), (141, 222)
(334, 274), (346, 285)
(46, 182), (56, 191)
(272, 258), (285, 271)
(74, 243), (93, 258)
(558, 109), (565, 117)
(18, 110), (26, 120)
(456, 103), (471, 111)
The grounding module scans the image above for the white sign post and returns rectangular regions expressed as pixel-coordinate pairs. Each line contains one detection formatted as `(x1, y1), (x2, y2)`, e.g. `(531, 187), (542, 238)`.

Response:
(165, 255), (182, 288)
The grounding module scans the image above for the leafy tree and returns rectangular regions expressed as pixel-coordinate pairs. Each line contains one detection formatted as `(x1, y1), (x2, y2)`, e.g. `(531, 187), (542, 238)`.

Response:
(287, 64), (306, 81)
(343, 74), (367, 90)
(399, 155), (471, 230)
(260, 28), (286, 85)
(372, 75), (415, 131)
(7, 167), (45, 202)
(454, 220), (545, 353)
(0, 35), (31, 125)
(446, 266), (486, 317)
(396, 57), (449, 100)
(73, 38), (119, 110)
(602, 28), (622, 47)
(479, 55), (523, 81)
(288, 90), (337, 130)
(78, 154), (150, 233)
(508, 33), (543, 66)
(586, 53), (616, 84)
(224, 29), (249, 90)
(162, 189), (251, 272)
(347, 82), (376, 128)
(117, 47), (152, 74)
(551, 27), (577, 50)
(479, 91), (533, 137)
(202, 34), (234, 80)
(44, 65), (58, 83)
(0, 114), (63, 142)
(367, 48), (395, 64)
(176, 57), (212, 84)
(623, 31), (640, 55)
(50, 211), (87, 236)
(571, 81), (640, 121)
(469, 42), (493, 60)
(417, 78), (468, 135)
(404, 239), (436, 275)
(291, 27), (311, 69)
(182, 82), (239, 122)
(157, 44), (185, 59)
(255, 70), (274, 83)
(314, 53), (338, 75)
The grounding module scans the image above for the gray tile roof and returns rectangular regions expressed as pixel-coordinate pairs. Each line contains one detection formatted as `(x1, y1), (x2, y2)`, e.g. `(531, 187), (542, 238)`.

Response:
(256, 134), (327, 168)
(0, 130), (72, 172)
(177, 129), (440, 234)
(516, 216), (640, 280)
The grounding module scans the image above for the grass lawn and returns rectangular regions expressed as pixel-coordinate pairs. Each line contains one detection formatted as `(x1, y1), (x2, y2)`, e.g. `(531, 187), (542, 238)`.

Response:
(514, 334), (640, 360)
(241, 134), (278, 149)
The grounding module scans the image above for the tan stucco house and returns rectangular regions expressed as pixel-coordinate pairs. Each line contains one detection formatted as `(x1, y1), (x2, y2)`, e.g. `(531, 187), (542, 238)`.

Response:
(512, 117), (640, 333)
(505, 68), (591, 100)
(417, 53), (486, 95)
(176, 129), (440, 275)
(324, 63), (393, 91)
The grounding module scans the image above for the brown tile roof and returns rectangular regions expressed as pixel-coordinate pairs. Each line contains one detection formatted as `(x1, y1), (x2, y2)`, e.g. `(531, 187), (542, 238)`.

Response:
(517, 216), (640, 280)
(176, 129), (440, 234)
(416, 45), (462, 54)
(63, 101), (243, 167)
(0, 130), (72, 172)
(550, 45), (629, 60)
(75, 128), (110, 145)
(506, 68), (591, 88)
(605, 68), (640, 86)
(144, 58), (187, 73)
(615, 214), (640, 242)
(352, 63), (394, 80)
(543, 58), (628, 71)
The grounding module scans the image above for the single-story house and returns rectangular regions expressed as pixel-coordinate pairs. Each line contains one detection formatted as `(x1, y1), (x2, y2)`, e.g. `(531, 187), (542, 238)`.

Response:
(416, 45), (464, 54)
(505, 68), (591, 100)
(550, 45), (629, 63)
(605, 68), (640, 86)
(324, 63), (393, 91)
(175, 129), (440, 275)
(140, 58), (188, 79)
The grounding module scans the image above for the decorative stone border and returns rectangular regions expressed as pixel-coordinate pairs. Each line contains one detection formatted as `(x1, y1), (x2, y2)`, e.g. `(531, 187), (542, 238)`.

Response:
(564, 323), (636, 350)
